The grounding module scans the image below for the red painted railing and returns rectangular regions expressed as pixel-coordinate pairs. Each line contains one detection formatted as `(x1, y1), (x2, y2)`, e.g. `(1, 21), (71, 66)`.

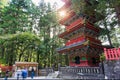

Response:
(0, 66), (12, 72)
(104, 48), (120, 60)
(58, 24), (84, 38)
(66, 18), (83, 30)
(65, 35), (85, 46)
(65, 35), (101, 46)
(0, 64), (12, 72)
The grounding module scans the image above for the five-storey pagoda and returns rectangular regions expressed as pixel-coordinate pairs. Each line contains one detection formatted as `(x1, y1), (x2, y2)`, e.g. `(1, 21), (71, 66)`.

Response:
(57, 0), (104, 67)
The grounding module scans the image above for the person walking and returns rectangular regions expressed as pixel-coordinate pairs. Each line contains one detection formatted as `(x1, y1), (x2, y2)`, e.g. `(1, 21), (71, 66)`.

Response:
(21, 69), (27, 80)
(0, 68), (2, 78)
(31, 67), (35, 80)
(4, 70), (9, 80)
(16, 68), (21, 80)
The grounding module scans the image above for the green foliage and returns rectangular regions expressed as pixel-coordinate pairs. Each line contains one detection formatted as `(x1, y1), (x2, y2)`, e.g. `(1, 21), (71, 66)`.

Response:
(100, 53), (106, 61)
(0, 32), (40, 65)
(99, 28), (109, 36)
(0, 0), (34, 34)
(0, 0), (8, 8)
(0, 58), (6, 64)
(71, 0), (85, 14)
(71, 0), (98, 14)
(0, 0), (66, 68)
(72, 0), (120, 47)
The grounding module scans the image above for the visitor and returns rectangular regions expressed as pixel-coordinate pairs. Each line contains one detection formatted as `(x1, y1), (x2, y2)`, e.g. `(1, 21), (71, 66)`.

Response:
(31, 67), (35, 79)
(17, 73), (20, 80)
(0, 68), (2, 78)
(12, 70), (15, 77)
(16, 68), (22, 80)
(21, 68), (27, 80)
(4, 69), (9, 80)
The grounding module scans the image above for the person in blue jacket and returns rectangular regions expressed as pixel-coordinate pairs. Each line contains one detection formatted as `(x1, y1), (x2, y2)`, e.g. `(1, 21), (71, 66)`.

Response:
(31, 67), (35, 79)
(21, 69), (27, 80)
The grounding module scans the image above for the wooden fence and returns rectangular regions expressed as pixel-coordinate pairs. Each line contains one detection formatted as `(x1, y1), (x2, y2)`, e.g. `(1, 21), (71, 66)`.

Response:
(104, 48), (120, 60)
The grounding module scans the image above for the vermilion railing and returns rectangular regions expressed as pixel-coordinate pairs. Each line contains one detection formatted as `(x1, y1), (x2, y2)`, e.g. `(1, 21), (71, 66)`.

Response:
(66, 18), (83, 30)
(104, 48), (120, 60)
(65, 35), (101, 46)
(65, 36), (85, 46)
(0, 65), (12, 72)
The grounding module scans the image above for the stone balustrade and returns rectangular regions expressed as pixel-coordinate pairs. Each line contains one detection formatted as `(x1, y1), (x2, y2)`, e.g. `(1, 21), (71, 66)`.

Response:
(58, 66), (104, 79)
(59, 66), (101, 74)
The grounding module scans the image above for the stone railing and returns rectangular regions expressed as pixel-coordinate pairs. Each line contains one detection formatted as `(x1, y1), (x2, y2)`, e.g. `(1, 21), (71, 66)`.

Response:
(59, 66), (104, 79)
(45, 67), (54, 75)
(59, 66), (101, 74)
(39, 67), (54, 76)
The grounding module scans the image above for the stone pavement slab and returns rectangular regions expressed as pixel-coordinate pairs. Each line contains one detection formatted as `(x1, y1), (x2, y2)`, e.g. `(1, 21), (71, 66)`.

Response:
(0, 77), (63, 80)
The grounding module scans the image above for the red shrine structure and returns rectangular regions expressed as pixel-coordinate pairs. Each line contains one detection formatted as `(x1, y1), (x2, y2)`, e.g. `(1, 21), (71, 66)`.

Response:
(104, 48), (120, 60)
(57, 0), (104, 67)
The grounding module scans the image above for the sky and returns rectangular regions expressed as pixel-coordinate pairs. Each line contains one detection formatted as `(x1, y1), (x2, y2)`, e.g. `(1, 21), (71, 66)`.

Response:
(32, 0), (64, 8)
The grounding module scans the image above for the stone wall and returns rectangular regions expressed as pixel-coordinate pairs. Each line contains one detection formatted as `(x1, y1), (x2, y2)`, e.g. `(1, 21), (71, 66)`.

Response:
(103, 60), (120, 79)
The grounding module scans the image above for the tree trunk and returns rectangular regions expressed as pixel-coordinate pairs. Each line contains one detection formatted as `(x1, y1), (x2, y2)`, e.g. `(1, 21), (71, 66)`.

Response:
(1, 45), (5, 58)
(9, 53), (13, 66)
(37, 53), (40, 63)
(19, 52), (24, 61)
(65, 54), (69, 66)
(103, 21), (113, 47)
(9, 47), (14, 66)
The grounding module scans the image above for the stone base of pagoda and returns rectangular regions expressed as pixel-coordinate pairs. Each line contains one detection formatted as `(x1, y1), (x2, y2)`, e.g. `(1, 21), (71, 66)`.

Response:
(69, 60), (99, 67)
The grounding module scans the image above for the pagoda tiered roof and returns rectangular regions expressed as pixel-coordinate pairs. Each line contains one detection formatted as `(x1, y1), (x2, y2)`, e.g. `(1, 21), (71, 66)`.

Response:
(59, 0), (104, 25)
(59, 11), (75, 24)
(66, 17), (84, 30)
(57, 35), (102, 53)
(57, 40), (102, 53)
(65, 35), (101, 46)
(58, 0), (71, 11)
(60, 11), (104, 25)
(58, 1), (75, 25)
(58, 20), (100, 38)
(57, 0), (104, 67)
(59, 0), (105, 25)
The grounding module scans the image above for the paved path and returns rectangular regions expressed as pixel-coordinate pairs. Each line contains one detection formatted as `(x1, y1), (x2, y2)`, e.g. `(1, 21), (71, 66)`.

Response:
(0, 77), (62, 80)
